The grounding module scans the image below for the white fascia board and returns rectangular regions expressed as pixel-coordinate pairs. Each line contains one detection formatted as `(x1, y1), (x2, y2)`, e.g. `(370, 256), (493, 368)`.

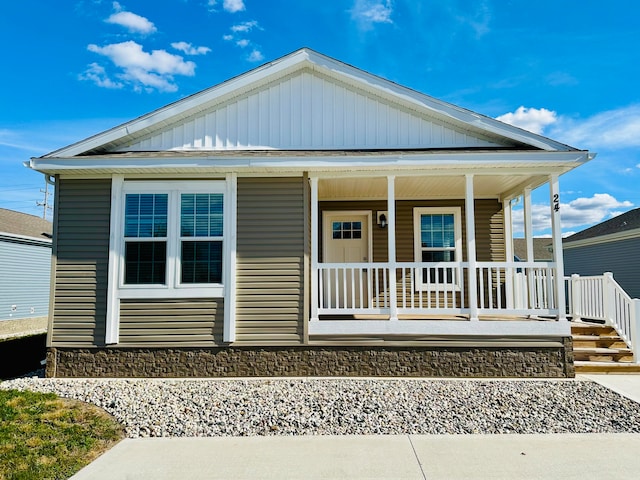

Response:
(0, 231), (52, 246)
(308, 319), (570, 336)
(563, 228), (640, 249)
(30, 150), (591, 174)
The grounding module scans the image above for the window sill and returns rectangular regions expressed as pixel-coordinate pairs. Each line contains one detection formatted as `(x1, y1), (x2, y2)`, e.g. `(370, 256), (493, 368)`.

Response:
(118, 286), (225, 299)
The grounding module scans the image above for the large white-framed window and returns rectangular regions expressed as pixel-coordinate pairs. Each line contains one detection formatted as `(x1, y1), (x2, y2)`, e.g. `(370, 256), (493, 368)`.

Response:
(413, 207), (463, 290)
(116, 180), (227, 299)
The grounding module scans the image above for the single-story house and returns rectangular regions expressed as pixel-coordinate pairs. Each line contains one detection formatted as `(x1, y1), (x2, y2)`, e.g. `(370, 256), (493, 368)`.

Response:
(564, 207), (640, 298)
(29, 48), (594, 378)
(0, 208), (52, 325)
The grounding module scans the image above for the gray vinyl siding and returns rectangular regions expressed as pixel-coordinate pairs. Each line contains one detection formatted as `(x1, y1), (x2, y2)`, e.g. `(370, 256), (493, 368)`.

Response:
(0, 238), (51, 321)
(564, 237), (640, 299)
(319, 199), (505, 263)
(51, 179), (111, 347)
(235, 177), (305, 345)
(119, 299), (224, 346)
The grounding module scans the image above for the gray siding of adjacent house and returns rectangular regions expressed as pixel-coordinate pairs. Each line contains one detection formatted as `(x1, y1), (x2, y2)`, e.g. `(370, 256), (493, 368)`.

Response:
(0, 237), (51, 321)
(235, 177), (306, 345)
(50, 178), (111, 347)
(564, 237), (640, 299)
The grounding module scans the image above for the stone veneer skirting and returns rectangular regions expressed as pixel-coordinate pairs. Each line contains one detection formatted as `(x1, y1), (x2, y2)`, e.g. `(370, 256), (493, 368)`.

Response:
(46, 339), (575, 378)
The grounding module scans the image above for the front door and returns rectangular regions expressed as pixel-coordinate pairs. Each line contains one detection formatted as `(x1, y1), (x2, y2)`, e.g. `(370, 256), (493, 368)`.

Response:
(323, 211), (371, 309)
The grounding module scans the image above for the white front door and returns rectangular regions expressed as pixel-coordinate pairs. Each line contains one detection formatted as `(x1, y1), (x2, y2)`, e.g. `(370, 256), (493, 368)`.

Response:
(323, 211), (372, 309)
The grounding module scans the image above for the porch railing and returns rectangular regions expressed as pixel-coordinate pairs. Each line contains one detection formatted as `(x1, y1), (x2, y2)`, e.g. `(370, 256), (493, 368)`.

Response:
(316, 261), (560, 317)
(566, 272), (640, 362)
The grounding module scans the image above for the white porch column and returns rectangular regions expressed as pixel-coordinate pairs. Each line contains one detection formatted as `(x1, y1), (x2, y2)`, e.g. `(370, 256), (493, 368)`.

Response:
(223, 173), (237, 342)
(387, 175), (398, 321)
(465, 174), (478, 321)
(310, 177), (319, 322)
(503, 198), (514, 309)
(549, 175), (567, 321)
(523, 187), (534, 262)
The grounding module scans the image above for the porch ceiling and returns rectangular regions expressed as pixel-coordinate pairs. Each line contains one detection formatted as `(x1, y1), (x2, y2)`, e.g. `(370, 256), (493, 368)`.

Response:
(317, 174), (547, 200)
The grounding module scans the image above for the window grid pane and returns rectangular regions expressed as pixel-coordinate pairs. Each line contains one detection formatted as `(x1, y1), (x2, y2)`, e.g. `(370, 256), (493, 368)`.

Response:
(181, 241), (223, 284)
(331, 221), (362, 240)
(124, 241), (166, 284)
(124, 194), (168, 238)
(181, 194), (224, 237)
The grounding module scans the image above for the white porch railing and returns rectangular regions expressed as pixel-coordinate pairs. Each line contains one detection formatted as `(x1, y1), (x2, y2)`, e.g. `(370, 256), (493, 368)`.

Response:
(316, 261), (561, 317)
(566, 272), (640, 362)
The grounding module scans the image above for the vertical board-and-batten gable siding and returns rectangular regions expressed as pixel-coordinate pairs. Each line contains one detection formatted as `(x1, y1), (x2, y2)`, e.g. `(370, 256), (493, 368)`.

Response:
(564, 237), (640, 299)
(319, 199), (505, 263)
(120, 70), (505, 151)
(51, 179), (110, 347)
(235, 178), (305, 345)
(0, 239), (51, 321)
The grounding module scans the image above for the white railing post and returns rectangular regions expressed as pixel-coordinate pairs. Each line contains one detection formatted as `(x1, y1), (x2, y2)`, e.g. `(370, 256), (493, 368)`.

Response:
(603, 271), (614, 326)
(570, 274), (581, 322)
(632, 299), (640, 364)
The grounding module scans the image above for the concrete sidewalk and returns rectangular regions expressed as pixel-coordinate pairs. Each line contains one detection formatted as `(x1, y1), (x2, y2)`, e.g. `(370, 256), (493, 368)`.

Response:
(71, 433), (640, 479)
(70, 375), (640, 480)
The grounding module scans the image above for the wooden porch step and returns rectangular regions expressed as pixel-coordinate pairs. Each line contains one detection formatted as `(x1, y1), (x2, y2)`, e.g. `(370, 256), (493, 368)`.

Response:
(574, 361), (640, 374)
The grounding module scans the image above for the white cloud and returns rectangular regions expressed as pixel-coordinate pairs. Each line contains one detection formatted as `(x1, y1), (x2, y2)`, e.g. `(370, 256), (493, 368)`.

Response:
(171, 42), (211, 56)
(222, 34), (234, 41)
(550, 104), (640, 150)
(247, 49), (264, 62)
(512, 193), (633, 235)
(78, 62), (124, 89)
(496, 106), (557, 135)
(105, 3), (157, 34)
(87, 41), (196, 92)
(231, 20), (259, 33)
(223, 0), (245, 13)
(350, 0), (393, 30)
(236, 39), (249, 48)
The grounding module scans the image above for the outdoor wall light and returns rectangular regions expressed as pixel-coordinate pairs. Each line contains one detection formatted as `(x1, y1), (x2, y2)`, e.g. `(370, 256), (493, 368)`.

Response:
(377, 211), (388, 228)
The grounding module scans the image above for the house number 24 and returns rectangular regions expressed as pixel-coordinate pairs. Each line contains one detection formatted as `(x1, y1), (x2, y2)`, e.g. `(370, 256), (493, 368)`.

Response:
(553, 194), (560, 212)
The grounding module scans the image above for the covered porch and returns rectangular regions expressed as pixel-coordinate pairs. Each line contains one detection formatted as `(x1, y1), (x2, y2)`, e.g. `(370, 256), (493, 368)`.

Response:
(308, 167), (568, 337)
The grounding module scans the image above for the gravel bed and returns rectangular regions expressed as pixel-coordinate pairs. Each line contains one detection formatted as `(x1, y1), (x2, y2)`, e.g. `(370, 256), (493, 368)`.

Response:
(2, 377), (640, 438)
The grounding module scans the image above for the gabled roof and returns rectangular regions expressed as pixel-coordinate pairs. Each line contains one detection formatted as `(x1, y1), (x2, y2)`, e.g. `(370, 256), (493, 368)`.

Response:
(41, 48), (580, 159)
(513, 238), (554, 261)
(0, 208), (52, 241)
(564, 208), (640, 244)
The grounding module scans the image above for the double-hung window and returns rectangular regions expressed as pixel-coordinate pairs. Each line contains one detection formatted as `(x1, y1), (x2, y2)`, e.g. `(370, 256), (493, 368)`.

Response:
(413, 207), (462, 290)
(117, 181), (226, 298)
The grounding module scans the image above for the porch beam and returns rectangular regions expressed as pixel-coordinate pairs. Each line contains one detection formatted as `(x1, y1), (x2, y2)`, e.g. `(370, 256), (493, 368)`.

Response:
(310, 177), (319, 322)
(387, 175), (398, 321)
(465, 174), (479, 321)
(549, 175), (567, 321)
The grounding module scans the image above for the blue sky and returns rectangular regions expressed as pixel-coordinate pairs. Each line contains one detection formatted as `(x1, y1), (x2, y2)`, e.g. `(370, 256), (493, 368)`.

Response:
(1, 1), (639, 237)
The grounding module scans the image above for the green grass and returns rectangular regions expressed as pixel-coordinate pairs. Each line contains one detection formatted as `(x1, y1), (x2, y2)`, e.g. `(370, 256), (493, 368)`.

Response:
(0, 389), (124, 480)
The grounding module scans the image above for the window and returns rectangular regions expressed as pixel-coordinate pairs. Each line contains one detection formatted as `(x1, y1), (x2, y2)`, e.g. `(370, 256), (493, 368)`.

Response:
(116, 181), (227, 298)
(413, 207), (462, 290)
(332, 221), (362, 239)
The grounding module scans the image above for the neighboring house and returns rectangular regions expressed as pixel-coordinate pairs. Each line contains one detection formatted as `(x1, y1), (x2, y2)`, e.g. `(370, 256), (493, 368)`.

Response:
(0, 208), (52, 322)
(513, 238), (553, 261)
(28, 49), (594, 378)
(564, 208), (640, 298)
